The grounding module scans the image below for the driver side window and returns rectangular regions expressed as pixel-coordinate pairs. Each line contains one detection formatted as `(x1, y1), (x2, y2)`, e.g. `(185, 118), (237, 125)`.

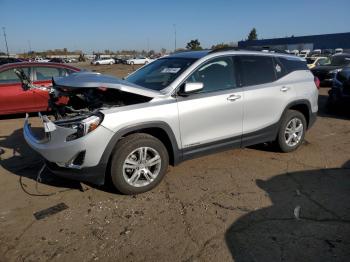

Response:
(186, 56), (237, 93)
(0, 68), (30, 84)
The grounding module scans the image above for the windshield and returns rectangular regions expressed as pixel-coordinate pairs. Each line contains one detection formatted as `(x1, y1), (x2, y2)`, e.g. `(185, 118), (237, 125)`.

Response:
(330, 55), (350, 66)
(126, 57), (196, 90)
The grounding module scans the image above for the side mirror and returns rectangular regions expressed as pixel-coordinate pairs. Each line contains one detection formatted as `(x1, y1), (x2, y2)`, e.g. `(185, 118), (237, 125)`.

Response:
(179, 82), (203, 96)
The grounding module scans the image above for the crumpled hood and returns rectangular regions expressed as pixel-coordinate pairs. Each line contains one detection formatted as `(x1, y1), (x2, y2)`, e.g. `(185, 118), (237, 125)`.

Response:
(53, 72), (161, 98)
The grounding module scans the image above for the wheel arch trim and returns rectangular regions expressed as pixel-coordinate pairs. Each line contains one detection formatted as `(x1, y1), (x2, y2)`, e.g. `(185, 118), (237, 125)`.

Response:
(99, 121), (182, 169)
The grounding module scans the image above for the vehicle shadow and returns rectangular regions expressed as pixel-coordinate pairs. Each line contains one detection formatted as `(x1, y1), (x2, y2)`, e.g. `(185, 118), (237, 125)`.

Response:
(317, 94), (350, 120)
(225, 161), (350, 261)
(0, 127), (85, 194)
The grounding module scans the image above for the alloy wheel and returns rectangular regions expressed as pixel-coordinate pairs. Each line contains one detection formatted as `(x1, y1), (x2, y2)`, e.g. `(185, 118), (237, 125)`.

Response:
(284, 118), (304, 147)
(122, 147), (162, 187)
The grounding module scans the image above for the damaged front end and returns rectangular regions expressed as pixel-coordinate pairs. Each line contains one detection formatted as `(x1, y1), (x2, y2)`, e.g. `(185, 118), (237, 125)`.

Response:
(24, 112), (115, 184)
(49, 72), (156, 119)
(22, 72), (158, 184)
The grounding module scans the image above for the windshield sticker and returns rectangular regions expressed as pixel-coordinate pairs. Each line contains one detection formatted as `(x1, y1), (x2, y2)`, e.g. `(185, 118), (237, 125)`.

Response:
(161, 68), (181, 74)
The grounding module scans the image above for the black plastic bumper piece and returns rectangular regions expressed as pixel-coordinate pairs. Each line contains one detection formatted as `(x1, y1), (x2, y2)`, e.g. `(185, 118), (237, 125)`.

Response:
(45, 161), (107, 185)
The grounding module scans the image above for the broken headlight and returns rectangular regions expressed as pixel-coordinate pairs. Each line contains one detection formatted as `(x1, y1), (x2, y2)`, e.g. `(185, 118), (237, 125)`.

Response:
(64, 114), (103, 141)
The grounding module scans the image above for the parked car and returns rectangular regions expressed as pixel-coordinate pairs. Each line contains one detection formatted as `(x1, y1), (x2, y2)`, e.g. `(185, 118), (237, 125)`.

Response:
(126, 57), (151, 65)
(335, 48), (343, 54)
(65, 58), (78, 63)
(91, 57), (115, 65)
(299, 49), (311, 58)
(306, 56), (330, 69)
(322, 49), (334, 56)
(23, 50), (318, 194)
(34, 57), (50, 63)
(49, 58), (66, 63)
(0, 57), (23, 65)
(113, 57), (127, 64)
(290, 50), (299, 56)
(328, 67), (350, 107)
(0, 62), (80, 115)
(311, 53), (350, 86)
(311, 49), (322, 56)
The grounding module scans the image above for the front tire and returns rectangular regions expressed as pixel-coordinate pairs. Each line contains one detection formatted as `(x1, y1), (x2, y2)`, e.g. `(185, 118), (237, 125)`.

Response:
(110, 133), (169, 194)
(276, 110), (306, 153)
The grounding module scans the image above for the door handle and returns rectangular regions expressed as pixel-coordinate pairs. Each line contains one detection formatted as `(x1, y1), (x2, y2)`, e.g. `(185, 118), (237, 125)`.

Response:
(227, 94), (241, 101)
(280, 86), (290, 92)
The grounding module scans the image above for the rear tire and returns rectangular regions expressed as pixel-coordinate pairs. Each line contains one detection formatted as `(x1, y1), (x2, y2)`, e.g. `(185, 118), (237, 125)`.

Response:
(276, 110), (306, 153)
(110, 133), (169, 194)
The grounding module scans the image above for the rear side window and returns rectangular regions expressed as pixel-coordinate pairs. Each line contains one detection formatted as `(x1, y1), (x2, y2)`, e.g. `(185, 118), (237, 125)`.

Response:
(35, 67), (66, 80)
(238, 55), (276, 86)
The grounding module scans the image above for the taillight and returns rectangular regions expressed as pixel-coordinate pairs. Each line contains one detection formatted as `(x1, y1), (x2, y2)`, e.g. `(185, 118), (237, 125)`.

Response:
(314, 76), (320, 89)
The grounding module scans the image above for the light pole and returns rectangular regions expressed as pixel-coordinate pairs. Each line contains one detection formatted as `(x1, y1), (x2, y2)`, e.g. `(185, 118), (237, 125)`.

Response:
(173, 24), (177, 52)
(2, 27), (9, 58)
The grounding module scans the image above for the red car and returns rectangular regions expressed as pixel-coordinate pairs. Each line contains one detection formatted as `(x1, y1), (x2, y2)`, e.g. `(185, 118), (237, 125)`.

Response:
(0, 62), (80, 115)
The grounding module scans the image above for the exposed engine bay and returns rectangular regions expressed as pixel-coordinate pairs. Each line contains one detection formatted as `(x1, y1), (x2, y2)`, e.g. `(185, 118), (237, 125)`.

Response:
(14, 69), (154, 120)
(49, 85), (152, 120)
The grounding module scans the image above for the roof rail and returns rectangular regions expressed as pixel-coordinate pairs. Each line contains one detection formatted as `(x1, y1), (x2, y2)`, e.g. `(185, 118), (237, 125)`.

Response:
(209, 46), (290, 54)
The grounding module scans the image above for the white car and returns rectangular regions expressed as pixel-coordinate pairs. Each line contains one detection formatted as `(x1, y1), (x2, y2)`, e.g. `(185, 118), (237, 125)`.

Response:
(66, 58), (78, 63)
(298, 49), (311, 58)
(290, 50), (299, 56)
(34, 57), (50, 63)
(335, 48), (343, 54)
(126, 57), (151, 65)
(91, 57), (115, 65)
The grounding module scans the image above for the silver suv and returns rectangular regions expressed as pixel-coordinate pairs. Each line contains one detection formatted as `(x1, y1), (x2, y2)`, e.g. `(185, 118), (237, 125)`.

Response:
(24, 49), (318, 194)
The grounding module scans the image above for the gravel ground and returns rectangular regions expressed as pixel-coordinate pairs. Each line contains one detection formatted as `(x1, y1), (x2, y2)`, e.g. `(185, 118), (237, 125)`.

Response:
(0, 63), (349, 262)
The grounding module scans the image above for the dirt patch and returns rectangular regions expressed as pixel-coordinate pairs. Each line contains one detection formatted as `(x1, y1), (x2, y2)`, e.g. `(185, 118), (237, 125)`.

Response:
(0, 65), (349, 261)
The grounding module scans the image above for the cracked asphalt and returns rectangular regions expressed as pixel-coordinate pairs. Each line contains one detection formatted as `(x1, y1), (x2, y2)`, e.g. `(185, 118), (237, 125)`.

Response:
(0, 63), (349, 261)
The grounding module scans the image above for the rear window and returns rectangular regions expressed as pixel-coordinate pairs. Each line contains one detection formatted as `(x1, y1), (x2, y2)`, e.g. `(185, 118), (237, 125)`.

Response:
(238, 55), (276, 86)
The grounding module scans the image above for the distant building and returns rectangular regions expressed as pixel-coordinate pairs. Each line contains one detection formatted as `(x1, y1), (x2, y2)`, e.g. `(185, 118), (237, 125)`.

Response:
(238, 32), (350, 52)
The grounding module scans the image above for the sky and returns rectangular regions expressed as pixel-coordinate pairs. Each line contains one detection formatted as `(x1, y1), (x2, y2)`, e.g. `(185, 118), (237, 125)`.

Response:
(1, 0), (350, 53)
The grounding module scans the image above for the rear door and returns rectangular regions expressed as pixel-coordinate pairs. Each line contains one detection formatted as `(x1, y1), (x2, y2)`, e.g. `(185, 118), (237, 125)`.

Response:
(237, 55), (296, 146)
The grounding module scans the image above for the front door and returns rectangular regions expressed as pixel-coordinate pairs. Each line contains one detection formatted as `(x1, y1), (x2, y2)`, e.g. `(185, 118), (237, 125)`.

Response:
(176, 56), (244, 156)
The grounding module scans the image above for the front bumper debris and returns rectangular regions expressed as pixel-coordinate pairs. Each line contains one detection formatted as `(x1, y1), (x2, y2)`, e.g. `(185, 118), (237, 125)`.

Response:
(23, 113), (115, 170)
